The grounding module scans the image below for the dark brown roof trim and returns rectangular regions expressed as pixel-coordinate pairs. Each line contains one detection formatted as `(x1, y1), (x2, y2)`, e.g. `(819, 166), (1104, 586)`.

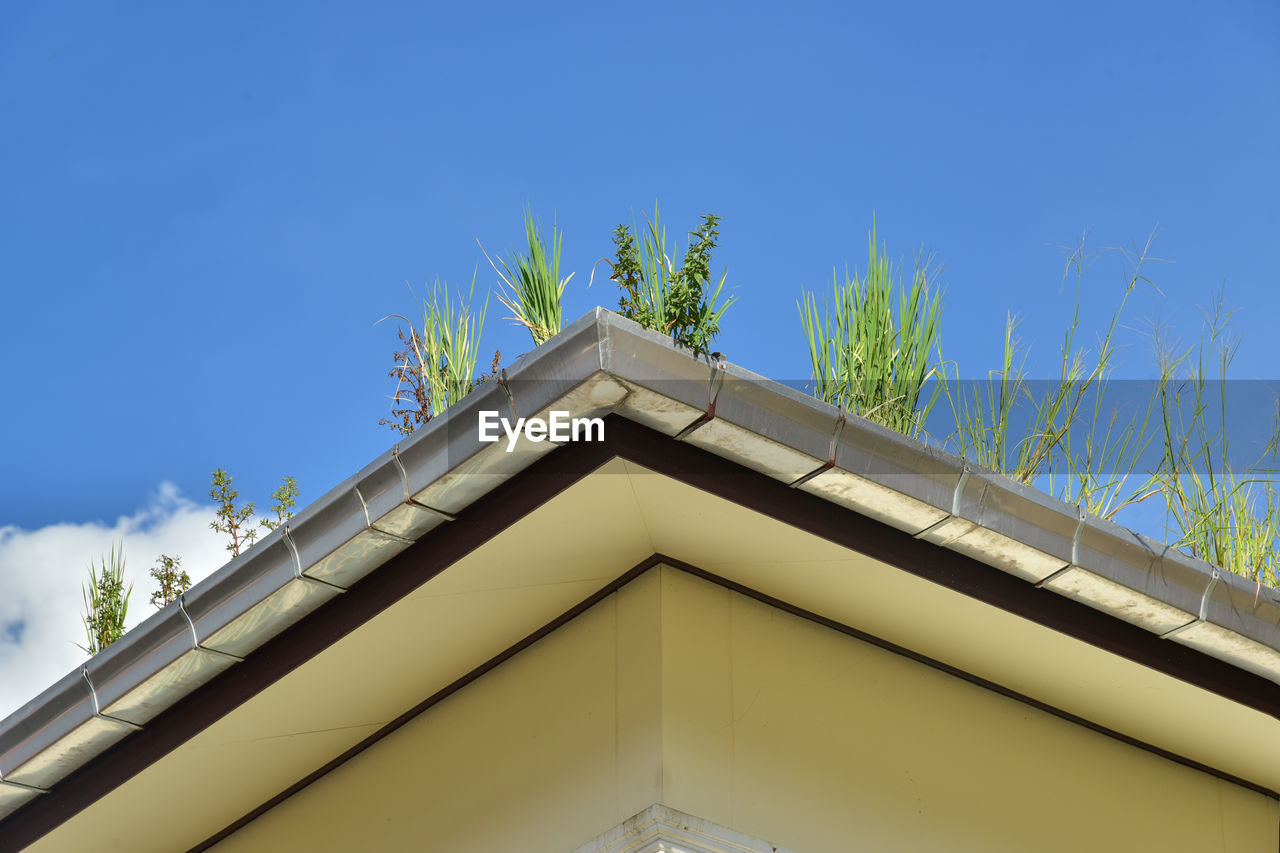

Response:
(5, 416), (1280, 851)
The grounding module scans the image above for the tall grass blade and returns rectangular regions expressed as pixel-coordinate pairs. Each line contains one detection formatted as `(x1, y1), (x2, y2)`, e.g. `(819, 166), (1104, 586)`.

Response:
(799, 223), (943, 439)
(484, 208), (571, 346)
(79, 543), (132, 655)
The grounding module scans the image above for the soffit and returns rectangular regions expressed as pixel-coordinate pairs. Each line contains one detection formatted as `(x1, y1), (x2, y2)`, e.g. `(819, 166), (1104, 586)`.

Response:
(623, 458), (1280, 794)
(22, 456), (1280, 852)
(25, 457), (653, 853)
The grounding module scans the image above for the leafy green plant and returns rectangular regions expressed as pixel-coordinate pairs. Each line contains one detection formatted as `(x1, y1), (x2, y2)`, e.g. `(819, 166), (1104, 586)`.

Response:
(79, 544), (132, 655)
(609, 208), (733, 355)
(799, 224), (943, 438)
(261, 476), (299, 532)
(210, 468), (258, 556)
(149, 554), (191, 609)
(211, 470), (303, 553)
(483, 209), (572, 346)
(381, 277), (498, 435)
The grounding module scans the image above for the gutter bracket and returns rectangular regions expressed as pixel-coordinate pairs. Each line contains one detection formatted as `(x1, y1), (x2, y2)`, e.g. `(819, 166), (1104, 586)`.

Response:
(407, 496), (457, 522)
(789, 408), (846, 488)
(674, 352), (727, 441)
(356, 482), (427, 538)
(914, 463), (972, 540)
(497, 368), (518, 421)
(1161, 568), (1222, 640)
(284, 526), (348, 594)
(391, 452), (456, 522)
(0, 777), (48, 794)
(1036, 504), (1087, 588)
(178, 598), (246, 664)
(80, 668), (144, 733)
(353, 484), (374, 528)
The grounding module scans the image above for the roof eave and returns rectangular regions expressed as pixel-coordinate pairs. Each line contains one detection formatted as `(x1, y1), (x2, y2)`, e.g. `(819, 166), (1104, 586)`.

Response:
(3, 306), (1280, 820)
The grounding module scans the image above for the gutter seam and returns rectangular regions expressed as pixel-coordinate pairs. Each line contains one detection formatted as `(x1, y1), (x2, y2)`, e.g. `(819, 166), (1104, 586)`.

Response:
(0, 779), (47, 795)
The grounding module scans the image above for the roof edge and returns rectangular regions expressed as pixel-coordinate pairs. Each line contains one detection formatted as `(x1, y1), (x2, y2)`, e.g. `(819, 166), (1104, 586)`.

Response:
(3, 306), (1279, 820)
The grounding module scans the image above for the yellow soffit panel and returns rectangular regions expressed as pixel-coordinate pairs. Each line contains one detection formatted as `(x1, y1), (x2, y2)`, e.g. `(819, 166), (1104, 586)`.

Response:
(618, 460), (1280, 794)
(191, 565), (1279, 853)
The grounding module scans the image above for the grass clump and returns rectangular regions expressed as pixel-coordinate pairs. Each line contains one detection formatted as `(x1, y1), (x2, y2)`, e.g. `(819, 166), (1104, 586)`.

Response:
(1152, 297), (1280, 586)
(799, 223), (943, 439)
(382, 277), (499, 435)
(484, 209), (572, 346)
(79, 544), (132, 655)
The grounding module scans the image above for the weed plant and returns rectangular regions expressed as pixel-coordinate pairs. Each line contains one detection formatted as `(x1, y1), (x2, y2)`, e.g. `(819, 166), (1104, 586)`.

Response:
(484, 209), (571, 346)
(1151, 298), (1280, 586)
(382, 277), (498, 435)
(79, 545), (132, 655)
(609, 208), (733, 356)
(799, 224), (943, 438)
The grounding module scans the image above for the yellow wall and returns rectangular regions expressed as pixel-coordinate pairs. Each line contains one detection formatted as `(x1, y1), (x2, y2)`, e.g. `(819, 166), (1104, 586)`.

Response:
(212, 566), (1278, 853)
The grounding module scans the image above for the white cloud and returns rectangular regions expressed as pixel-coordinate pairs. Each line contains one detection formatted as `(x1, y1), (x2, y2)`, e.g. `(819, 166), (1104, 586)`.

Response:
(0, 484), (229, 720)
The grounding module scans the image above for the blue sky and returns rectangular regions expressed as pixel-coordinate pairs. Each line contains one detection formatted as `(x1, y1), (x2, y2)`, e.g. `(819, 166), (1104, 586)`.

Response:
(0, 3), (1277, 710)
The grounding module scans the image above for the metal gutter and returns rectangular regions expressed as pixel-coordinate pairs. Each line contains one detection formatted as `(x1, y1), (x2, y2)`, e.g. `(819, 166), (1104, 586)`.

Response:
(2, 307), (1280, 823)
(592, 312), (1280, 681)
